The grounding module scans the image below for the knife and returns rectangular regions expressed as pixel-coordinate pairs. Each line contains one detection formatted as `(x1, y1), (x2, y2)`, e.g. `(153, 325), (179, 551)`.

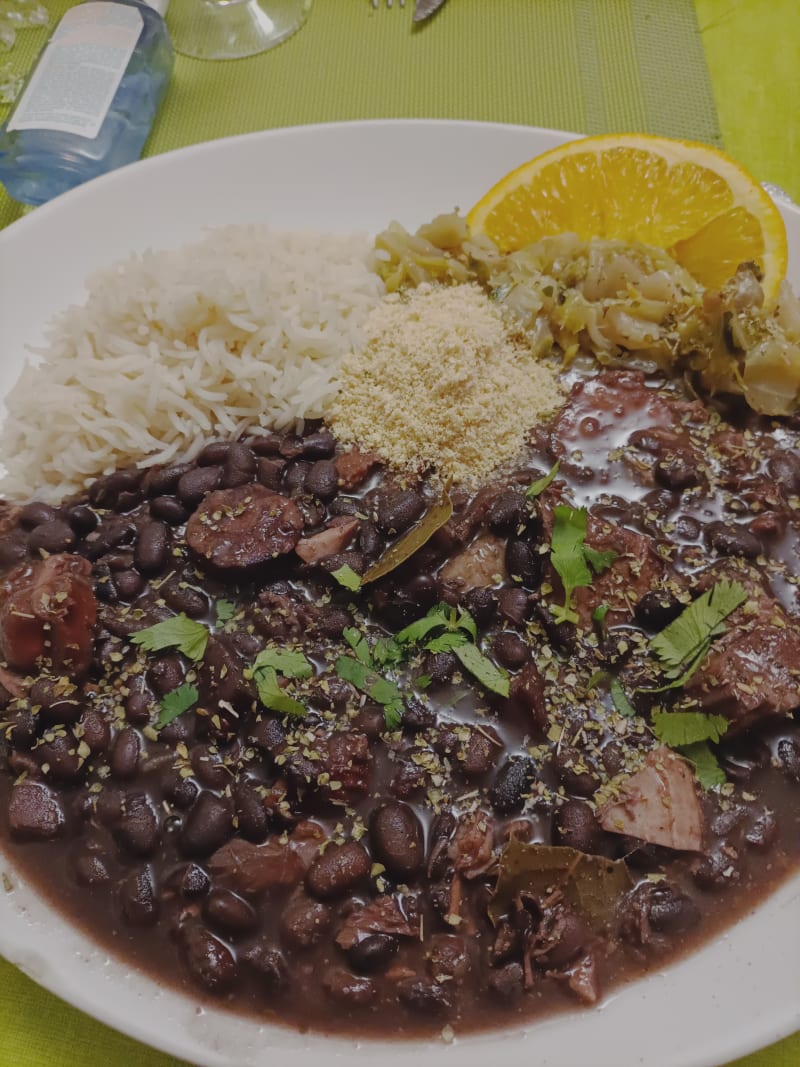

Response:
(414, 0), (448, 22)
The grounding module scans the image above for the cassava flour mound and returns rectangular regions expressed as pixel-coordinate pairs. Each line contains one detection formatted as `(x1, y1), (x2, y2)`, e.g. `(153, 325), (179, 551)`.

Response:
(0, 226), (384, 502)
(331, 283), (565, 485)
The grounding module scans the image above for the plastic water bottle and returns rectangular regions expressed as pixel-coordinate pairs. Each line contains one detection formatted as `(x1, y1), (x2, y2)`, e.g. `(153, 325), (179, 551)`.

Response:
(0, 0), (173, 206)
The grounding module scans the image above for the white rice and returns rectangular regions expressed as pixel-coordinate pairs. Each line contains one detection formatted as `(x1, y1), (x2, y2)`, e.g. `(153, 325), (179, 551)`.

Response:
(0, 225), (385, 503)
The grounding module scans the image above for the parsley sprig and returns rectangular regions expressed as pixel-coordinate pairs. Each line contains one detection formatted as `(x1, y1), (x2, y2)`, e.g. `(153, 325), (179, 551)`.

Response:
(130, 614), (209, 661)
(156, 683), (198, 729)
(248, 647), (314, 719)
(549, 506), (616, 625)
(336, 628), (404, 729)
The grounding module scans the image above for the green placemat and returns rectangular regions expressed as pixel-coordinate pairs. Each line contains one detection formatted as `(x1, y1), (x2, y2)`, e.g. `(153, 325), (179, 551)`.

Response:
(0, 0), (722, 229)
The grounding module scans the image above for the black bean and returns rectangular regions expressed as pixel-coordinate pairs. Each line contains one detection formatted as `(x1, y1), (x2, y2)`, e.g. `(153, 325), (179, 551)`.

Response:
(369, 800), (425, 880)
(110, 727), (141, 779)
(493, 630), (530, 669)
(704, 521), (762, 559)
(654, 456), (699, 491)
(767, 451), (800, 495)
(162, 582), (208, 618)
(115, 794), (160, 857)
(177, 465), (223, 506)
(488, 961), (524, 1001)
(192, 745), (232, 789)
(346, 933), (398, 974)
(134, 521), (169, 573)
(777, 737), (800, 781)
(250, 432), (283, 456)
(305, 460), (339, 501)
(181, 792), (234, 857)
(119, 866), (158, 926)
(89, 469), (143, 510)
(147, 655), (185, 697)
(536, 909), (587, 968)
(161, 768), (199, 808)
(647, 886), (700, 934)
(554, 799), (603, 854)
(691, 850), (740, 890)
(301, 429), (335, 458)
(329, 496), (360, 517)
(143, 462), (194, 496)
(241, 944), (289, 991)
(65, 504), (98, 535)
(113, 569), (145, 601)
(505, 539), (541, 587)
(279, 436), (305, 459)
(204, 889), (258, 935)
(397, 978), (449, 1014)
(36, 732), (83, 782)
(306, 841), (371, 899)
(490, 757), (535, 814)
(424, 651), (457, 686)
(0, 532), (28, 567)
(634, 589), (684, 629)
(18, 501), (58, 528)
(297, 496), (326, 529)
(508, 662), (547, 733)
(74, 851), (111, 887)
(149, 495), (189, 525)
(198, 442), (231, 466)
(81, 710), (111, 753)
(553, 747), (600, 798)
(462, 587), (498, 625)
(223, 443), (257, 489)
(376, 488), (425, 535)
(125, 688), (153, 725)
(28, 519), (75, 554)
(6, 708), (36, 749)
(402, 699), (436, 732)
(30, 676), (83, 724)
(357, 520), (383, 559)
(256, 457), (287, 490)
(84, 516), (136, 560)
(315, 605), (353, 639)
(498, 587), (529, 625)
(322, 967), (377, 1006)
(234, 780), (269, 843)
(745, 810), (778, 849)
(280, 891), (332, 948)
(675, 514), (701, 540)
(7, 781), (65, 840)
(283, 459), (311, 494)
(179, 921), (238, 991)
(487, 489), (527, 534)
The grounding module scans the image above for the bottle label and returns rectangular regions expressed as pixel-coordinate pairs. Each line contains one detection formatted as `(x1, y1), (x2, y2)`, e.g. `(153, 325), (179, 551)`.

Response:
(8, 3), (144, 140)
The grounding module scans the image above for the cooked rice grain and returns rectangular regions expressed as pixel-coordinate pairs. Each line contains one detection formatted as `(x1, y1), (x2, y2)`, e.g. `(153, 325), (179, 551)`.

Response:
(1, 226), (384, 502)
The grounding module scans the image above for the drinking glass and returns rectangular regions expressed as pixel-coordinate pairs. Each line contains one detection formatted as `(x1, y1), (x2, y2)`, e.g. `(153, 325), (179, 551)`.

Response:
(169, 0), (311, 61)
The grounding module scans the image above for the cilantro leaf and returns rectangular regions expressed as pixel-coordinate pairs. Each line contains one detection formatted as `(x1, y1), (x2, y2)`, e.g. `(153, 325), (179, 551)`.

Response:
(415, 674), (432, 690)
(395, 605), (452, 646)
(251, 648), (313, 679)
(215, 599), (236, 626)
(649, 580), (747, 685)
(549, 506), (592, 624)
(610, 677), (637, 717)
(331, 564), (362, 592)
(156, 683), (198, 729)
(130, 614), (209, 661)
(335, 654), (404, 729)
(253, 665), (306, 718)
(334, 654), (371, 690)
(584, 546), (616, 574)
(372, 637), (404, 668)
(651, 711), (729, 747)
(425, 630), (470, 654)
(343, 627), (372, 666)
(453, 643), (509, 697)
(592, 603), (610, 626)
(383, 700), (403, 731)
(680, 741), (727, 789)
(368, 676), (404, 707)
(526, 460), (560, 499)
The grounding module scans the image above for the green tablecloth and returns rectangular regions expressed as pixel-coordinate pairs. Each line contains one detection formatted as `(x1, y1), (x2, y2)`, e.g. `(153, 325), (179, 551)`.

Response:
(0, 1), (798, 1064)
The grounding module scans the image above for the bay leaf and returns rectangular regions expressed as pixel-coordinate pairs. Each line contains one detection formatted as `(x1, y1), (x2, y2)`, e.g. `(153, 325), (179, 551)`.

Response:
(488, 839), (631, 934)
(362, 490), (453, 585)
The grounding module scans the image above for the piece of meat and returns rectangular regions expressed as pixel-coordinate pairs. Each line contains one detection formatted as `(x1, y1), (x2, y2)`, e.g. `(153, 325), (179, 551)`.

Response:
(0, 554), (97, 679)
(686, 564), (800, 732)
(334, 894), (420, 950)
(575, 516), (667, 629)
(186, 485), (303, 568)
(448, 811), (495, 879)
(335, 449), (382, 490)
(439, 533), (507, 594)
(207, 837), (307, 895)
(597, 746), (703, 852)
(295, 517), (360, 565)
(8, 780), (66, 840)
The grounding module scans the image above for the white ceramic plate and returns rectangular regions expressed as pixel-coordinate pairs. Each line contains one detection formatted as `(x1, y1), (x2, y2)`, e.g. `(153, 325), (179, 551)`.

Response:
(0, 120), (799, 1067)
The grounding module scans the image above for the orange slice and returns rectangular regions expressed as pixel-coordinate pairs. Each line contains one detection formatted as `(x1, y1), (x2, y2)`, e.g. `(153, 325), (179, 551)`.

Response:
(467, 134), (788, 302)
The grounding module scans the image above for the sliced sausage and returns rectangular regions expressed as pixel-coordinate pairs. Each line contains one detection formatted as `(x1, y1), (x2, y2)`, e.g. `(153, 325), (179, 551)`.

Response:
(186, 485), (303, 568)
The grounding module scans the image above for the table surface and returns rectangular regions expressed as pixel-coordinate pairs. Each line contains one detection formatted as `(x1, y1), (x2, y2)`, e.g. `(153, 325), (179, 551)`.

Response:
(0, 1), (798, 1065)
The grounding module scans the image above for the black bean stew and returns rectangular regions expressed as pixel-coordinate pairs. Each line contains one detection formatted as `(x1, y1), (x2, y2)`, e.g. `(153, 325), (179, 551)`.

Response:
(0, 369), (799, 1036)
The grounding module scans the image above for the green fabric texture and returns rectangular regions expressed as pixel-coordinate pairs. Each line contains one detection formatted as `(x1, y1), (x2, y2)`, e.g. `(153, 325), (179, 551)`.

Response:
(0, 1), (798, 1065)
(0, 0), (725, 228)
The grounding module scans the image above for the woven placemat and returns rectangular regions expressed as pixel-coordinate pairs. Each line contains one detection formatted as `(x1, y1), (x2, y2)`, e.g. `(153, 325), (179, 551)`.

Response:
(0, 0), (721, 228)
